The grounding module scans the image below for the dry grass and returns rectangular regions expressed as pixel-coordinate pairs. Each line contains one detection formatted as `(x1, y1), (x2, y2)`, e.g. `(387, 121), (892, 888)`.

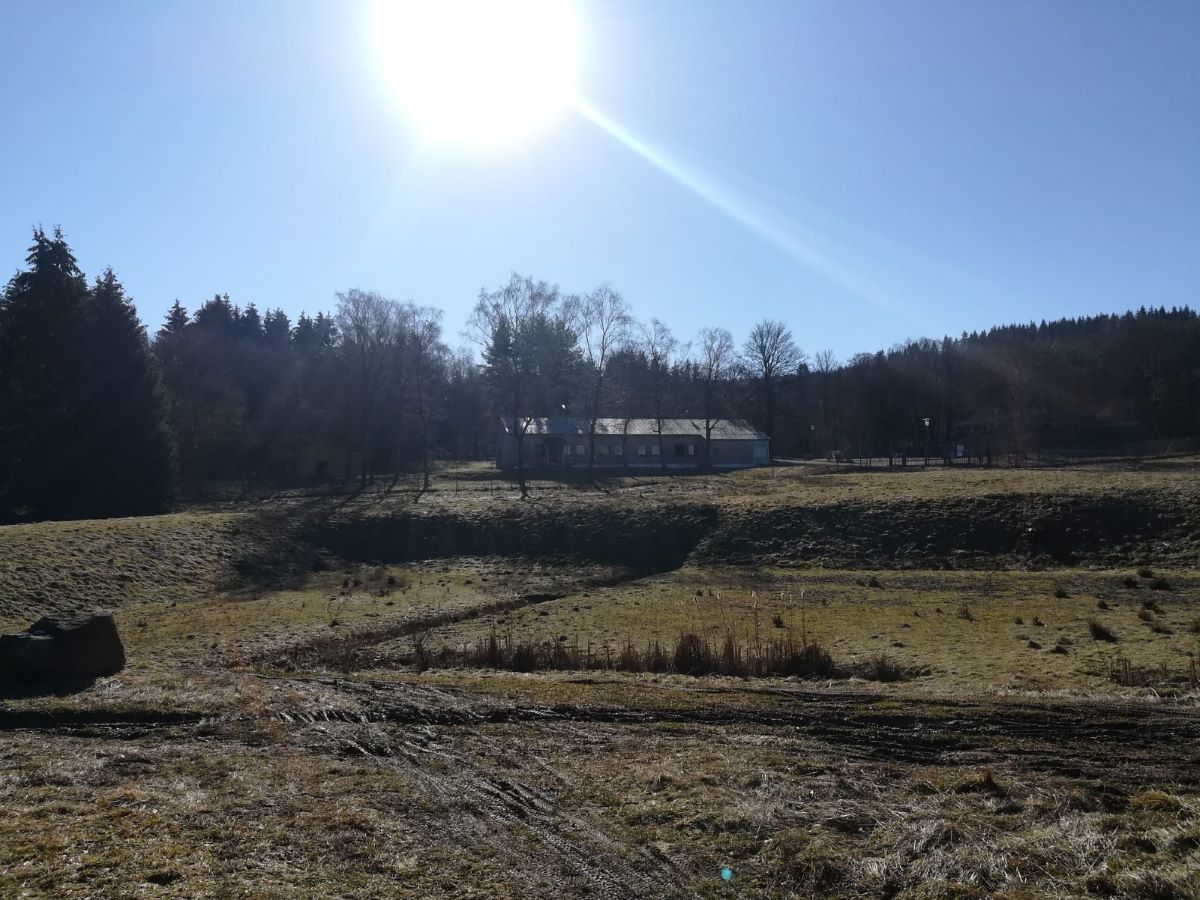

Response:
(422, 567), (1200, 694)
(0, 511), (252, 629)
(3, 458), (1200, 897)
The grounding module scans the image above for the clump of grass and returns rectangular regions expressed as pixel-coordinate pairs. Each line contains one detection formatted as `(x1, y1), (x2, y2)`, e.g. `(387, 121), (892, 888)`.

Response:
(866, 575), (882, 588)
(1013, 616), (1024, 625)
(1137, 568), (1154, 579)
(954, 767), (1006, 796)
(957, 603), (974, 622)
(769, 829), (845, 894)
(435, 628), (850, 679)
(1138, 608), (1155, 623)
(861, 654), (906, 683)
(1110, 658), (1198, 689)
(1122, 577), (1140, 589)
(1054, 587), (1069, 599)
(771, 613), (785, 629)
(1129, 791), (1183, 813)
(1097, 600), (1110, 610)
(1149, 577), (1173, 591)
(1089, 620), (1119, 642)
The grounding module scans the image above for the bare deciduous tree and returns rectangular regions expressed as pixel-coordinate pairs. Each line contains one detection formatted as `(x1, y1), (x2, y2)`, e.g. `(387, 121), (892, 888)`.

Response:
(696, 326), (734, 469)
(640, 318), (678, 467)
(468, 274), (565, 497)
(742, 319), (803, 451)
(568, 284), (632, 479)
(335, 289), (399, 482)
(812, 348), (838, 452)
(402, 303), (447, 489)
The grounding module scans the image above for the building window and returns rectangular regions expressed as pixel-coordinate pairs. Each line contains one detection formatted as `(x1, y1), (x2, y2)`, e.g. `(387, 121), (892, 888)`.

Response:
(637, 444), (647, 456)
(650, 444), (660, 456)
(613, 444), (624, 456)
(597, 444), (609, 457)
(687, 444), (696, 457)
(575, 444), (585, 456)
(563, 444), (572, 457)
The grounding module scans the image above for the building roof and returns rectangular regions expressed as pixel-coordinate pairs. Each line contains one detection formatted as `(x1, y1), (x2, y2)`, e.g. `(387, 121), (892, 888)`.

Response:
(499, 417), (769, 440)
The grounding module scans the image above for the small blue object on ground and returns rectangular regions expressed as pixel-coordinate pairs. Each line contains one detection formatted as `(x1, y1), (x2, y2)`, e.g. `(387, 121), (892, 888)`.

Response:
(720, 866), (733, 881)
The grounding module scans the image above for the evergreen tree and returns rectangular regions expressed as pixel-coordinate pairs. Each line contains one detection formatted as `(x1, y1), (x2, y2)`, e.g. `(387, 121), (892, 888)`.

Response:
(0, 228), (91, 519)
(0, 230), (174, 520)
(76, 269), (176, 516)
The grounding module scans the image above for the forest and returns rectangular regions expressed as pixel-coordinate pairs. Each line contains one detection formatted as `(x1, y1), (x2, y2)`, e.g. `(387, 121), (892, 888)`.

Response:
(1, 228), (1198, 520)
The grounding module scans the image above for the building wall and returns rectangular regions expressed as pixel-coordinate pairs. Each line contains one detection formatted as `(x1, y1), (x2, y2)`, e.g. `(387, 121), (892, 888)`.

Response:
(709, 439), (770, 468)
(496, 429), (770, 469)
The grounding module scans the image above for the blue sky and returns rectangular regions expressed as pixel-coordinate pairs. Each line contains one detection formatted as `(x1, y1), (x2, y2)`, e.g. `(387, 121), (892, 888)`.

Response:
(1, 0), (1197, 360)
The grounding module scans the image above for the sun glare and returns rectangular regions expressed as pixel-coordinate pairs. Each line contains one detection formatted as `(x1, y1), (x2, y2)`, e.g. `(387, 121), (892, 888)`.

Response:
(373, 0), (580, 147)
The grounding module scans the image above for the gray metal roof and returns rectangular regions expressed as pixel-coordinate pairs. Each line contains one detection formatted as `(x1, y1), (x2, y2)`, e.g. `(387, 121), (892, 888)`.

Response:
(499, 416), (768, 440)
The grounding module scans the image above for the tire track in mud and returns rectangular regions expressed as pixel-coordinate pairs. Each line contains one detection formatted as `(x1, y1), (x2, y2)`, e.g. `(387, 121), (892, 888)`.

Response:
(299, 714), (666, 898)
(9, 677), (1199, 780)
(250, 674), (1200, 793)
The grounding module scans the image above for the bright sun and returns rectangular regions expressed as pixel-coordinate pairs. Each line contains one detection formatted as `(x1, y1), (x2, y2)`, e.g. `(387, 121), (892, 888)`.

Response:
(373, 0), (581, 147)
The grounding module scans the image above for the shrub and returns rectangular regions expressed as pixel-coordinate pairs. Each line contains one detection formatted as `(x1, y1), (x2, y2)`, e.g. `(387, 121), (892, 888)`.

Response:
(509, 644), (538, 672)
(775, 639), (839, 678)
(1149, 578), (1172, 591)
(1138, 568), (1154, 579)
(411, 631), (432, 671)
(863, 654), (905, 683)
(957, 603), (974, 621)
(867, 575), (882, 588)
(1097, 600), (1110, 610)
(1054, 587), (1069, 599)
(771, 613), (785, 629)
(673, 632), (714, 675)
(1138, 608), (1155, 622)
(1089, 620), (1118, 642)
(1123, 577), (1139, 589)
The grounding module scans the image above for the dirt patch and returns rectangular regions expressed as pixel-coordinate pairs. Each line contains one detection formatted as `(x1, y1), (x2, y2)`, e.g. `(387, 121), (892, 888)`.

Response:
(311, 503), (719, 571)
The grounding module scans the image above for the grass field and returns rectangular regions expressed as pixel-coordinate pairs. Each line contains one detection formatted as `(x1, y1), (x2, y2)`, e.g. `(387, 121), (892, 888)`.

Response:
(2, 458), (1198, 897)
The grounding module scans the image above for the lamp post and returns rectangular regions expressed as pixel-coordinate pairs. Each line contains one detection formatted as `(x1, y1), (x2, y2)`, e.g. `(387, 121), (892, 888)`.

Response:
(923, 417), (931, 467)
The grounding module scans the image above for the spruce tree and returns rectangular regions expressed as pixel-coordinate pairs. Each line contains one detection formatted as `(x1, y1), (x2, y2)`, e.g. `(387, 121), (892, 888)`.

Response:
(77, 269), (176, 517)
(0, 228), (91, 519)
(0, 229), (175, 520)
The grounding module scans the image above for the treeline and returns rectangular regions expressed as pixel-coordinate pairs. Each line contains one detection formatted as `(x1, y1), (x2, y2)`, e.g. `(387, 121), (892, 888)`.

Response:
(1, 229), (1197, 520)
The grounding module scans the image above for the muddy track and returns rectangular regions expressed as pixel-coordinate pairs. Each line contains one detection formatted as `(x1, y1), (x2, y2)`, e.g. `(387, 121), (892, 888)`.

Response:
(251, 676), (1200, 785)
(254, 562), (659, 671)
(10, 676), (1198, 898)
(11, 677), (1197, 784)
(0, 708), (207, 732)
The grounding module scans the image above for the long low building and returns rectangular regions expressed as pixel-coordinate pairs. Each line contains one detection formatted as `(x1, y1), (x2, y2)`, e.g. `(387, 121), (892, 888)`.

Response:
(496, 417), (770, 470)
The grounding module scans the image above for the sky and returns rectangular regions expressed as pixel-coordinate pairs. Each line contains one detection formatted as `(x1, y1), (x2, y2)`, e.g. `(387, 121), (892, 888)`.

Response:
(1, 0), (1197, 361)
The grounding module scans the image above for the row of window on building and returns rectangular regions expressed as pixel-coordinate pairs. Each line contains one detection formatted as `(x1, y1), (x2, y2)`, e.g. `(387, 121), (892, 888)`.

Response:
(563, 442), (696, 458)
